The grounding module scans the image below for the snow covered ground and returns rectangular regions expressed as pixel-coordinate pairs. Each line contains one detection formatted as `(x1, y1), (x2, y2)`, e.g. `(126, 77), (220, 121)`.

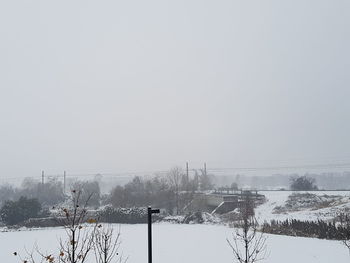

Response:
(0, 223), (348, 263)
(1, 191), (350, 263)
(256, 191), (350, 223)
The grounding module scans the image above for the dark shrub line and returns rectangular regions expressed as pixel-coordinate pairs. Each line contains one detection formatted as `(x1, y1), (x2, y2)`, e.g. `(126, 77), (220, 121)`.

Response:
(263, 218), (350, 240)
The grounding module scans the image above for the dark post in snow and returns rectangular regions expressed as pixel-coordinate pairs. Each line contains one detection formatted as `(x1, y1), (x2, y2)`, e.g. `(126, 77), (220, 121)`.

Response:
(148, 206), (160, 263)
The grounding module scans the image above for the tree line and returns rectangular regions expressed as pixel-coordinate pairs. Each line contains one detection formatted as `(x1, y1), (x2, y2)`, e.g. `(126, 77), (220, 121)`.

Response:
(107, 167), (214, 215)
(0, 178), (100, 226)
(263, 218), (350, 240)
(0, 178), (100, 207)
(0, 167), (215, 226)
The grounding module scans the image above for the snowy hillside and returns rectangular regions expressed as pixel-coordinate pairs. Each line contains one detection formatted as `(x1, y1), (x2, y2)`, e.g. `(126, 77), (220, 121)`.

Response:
(256, 191), (350, 223)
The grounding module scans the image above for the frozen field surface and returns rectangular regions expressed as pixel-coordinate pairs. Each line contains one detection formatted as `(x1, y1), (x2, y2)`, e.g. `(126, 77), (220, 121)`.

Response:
(0, 223), (347, 263)
(256, 191), (350, 222)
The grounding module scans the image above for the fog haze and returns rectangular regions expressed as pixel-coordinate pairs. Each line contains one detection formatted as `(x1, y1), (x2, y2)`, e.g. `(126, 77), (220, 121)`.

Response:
(0, 0), (349, 178)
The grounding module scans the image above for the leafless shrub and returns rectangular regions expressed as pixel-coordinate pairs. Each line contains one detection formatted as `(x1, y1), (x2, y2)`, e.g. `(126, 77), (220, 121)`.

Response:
(14, 190), (107, 263)
(337, 211), (350, 253)
(227, 195), (267, 263)
(94, 224), (126, 263)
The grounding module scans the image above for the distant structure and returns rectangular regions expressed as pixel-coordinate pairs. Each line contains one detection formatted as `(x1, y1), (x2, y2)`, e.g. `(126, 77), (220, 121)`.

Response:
(184, 190), (265, 214)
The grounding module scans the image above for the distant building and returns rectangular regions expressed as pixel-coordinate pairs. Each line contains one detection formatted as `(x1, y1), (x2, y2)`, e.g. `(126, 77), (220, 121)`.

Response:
(185, 190), (265, 214)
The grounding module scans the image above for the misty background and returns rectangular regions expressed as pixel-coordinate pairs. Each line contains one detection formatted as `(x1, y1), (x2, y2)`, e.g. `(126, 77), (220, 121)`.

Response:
(0, 0), (349, 182)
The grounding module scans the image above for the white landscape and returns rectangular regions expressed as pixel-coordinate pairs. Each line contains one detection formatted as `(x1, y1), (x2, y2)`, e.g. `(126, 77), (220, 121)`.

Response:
(0, 223), (347, 263)
(2, 190), (350, 263)
(1, 1), (349, 262)
(256, 191), (350, 223)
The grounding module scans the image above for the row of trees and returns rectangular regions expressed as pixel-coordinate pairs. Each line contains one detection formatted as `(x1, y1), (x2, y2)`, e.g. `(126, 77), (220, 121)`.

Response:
(0, 166), (214, 209)
(0, 178), (65, 206)
(0, 173), (318, 215)
(0, 167), (215, 225)
(0, 179), (101, 226)
(0, 197), (43, 225)
(0, 179), (101, 207)
(263, 215), (350, 256)
(108, 167), (215, 214)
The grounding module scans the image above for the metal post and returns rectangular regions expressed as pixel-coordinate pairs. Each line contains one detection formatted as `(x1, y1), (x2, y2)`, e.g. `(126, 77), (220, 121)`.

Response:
(148, 206), (160, 263)
(186, 162), (189, 180)
(148, 207), (152, 263)
(63, 171), (66, 194)
(186, 162), (189, 191)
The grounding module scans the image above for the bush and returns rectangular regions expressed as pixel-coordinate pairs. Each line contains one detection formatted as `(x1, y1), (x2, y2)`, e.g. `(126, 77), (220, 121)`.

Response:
(263, 218), (350, 240)
(290, 176), (318, 191)
(0, 196), (42, 225)
(98, 206), (151, 224)
(183, 211), (204, 224)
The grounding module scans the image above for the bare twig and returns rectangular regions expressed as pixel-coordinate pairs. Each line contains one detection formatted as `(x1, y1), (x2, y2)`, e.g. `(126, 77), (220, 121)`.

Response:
(227, 195), (268, 263)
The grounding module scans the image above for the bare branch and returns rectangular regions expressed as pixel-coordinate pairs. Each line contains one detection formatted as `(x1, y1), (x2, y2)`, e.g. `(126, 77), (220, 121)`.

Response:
(227, 194), (268, 263)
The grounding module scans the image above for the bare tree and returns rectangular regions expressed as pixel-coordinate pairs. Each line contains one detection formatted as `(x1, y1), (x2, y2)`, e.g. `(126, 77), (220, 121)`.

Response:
(167, 167), (184, 214)
(94, 224), (126, 263)
(198, 169), (214, 191)
(337, 211), (350, 253)
(57, 190), (98, 263)
(342, 236), (350, 253)
(227, 195), (267, 263)
(15, 190), (98, 263)
(290, 175), (318, 191)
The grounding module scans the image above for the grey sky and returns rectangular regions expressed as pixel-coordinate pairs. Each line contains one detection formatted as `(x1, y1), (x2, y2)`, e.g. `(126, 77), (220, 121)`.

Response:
(0, 0), (349, 178)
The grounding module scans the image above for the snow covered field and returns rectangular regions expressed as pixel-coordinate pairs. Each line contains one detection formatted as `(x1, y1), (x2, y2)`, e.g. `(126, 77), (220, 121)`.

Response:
(0, 223), (348, 263)
(256, 191), (350, 222)
(1, 191), (349, 263)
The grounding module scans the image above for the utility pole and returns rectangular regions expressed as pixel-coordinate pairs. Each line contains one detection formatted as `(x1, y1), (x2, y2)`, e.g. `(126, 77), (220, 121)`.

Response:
(204, 162), (207, 176)
(63, 171), (66, 194)
(41, 170), (44, 185)
(186, 161), (189, 181)
(185, 162), (190, 192)
(148, 206), (160, 263)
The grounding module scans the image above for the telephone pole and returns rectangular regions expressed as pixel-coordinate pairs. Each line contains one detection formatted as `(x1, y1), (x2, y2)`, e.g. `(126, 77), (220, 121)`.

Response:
(41, 170), (44, 185)
(186, 162), (189, 180)
(63, 171), (66, 194)
(185, 162), (189, 191)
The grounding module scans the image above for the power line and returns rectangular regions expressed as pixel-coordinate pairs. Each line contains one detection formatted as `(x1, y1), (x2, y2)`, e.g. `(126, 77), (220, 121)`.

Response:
(1, 161), (350, 184)
(208, 162), (350, 172)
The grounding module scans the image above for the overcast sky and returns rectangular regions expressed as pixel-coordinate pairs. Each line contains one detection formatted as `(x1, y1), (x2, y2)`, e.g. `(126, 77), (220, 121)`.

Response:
(0, 0), (349, 179)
